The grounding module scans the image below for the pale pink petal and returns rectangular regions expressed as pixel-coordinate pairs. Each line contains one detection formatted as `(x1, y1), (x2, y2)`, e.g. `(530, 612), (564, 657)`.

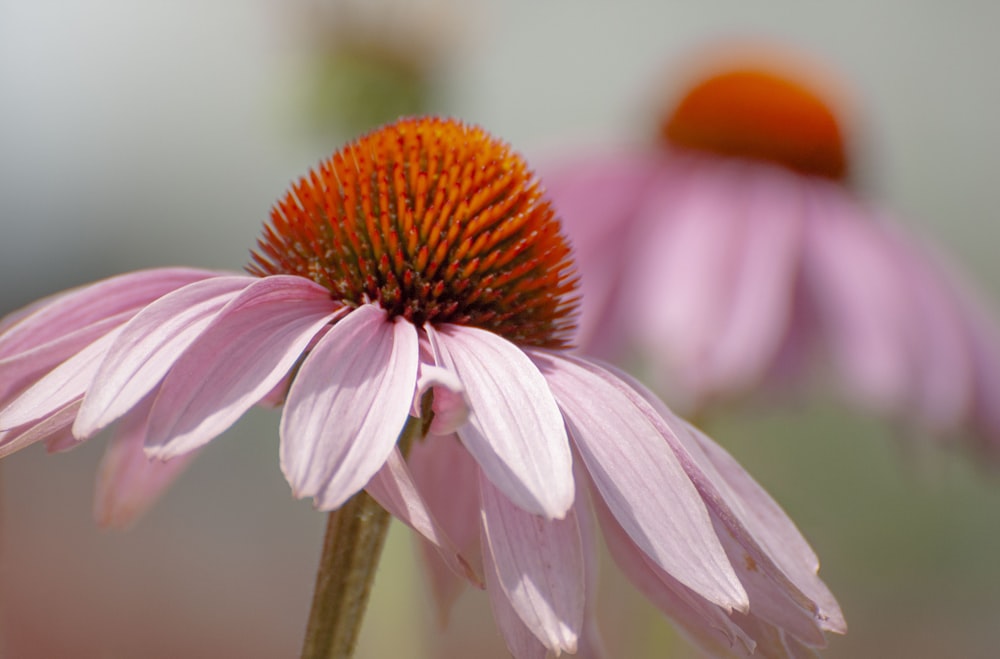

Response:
(413, 363), (469, 436)
(0, 400), (82, 458)
(480, 474), (584, 653)
(530, 349), (746, 610)
(0, 327), (124, 431)
(692, 426), (845, 636)
(280, 305), (418, 510)
(594, 491), (756, 657)
(571, 465), (610, 659)
(482, 538), (549, 659)
(93, 396), (199, 529)
(0, 312), (132, 406)
(607, 363), (845, 636)
(428, 324), (573, 519)
(74, 276), (256, 438)
(0, 267), (219, 358)
(408, 433), (484, 623)
(143, 276), (341, 459)
(365, 447), (478, 585)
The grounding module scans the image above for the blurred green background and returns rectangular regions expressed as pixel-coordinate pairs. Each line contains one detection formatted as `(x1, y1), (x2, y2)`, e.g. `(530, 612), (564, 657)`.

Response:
(1, 1), (999, 657)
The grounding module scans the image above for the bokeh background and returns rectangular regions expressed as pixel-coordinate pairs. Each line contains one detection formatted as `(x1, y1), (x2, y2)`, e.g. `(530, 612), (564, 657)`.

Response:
(2, 1), (999, 657)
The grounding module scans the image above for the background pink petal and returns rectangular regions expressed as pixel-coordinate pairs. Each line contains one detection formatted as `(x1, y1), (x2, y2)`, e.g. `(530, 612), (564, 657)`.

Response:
(144, 275), (341, 459)
(802, 187), (912, 412)
(93, 396), (200, 529)
(428, 324), (574, 519)
(280, 305), (418, 510)
(480, 473), (584, 654)
(74, 276), (256, 438)
(542, 152), (659, 355)
(531, 349), (747, 610)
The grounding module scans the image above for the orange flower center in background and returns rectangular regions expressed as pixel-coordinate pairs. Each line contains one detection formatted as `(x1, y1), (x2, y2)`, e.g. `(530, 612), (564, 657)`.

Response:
(661, 67), (849, 180)
(250, 117), (579, 348)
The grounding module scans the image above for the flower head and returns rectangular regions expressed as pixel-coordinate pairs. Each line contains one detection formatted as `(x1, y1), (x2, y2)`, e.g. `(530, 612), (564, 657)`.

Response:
(0, 116), (842, 657)
(544, 42), (1000, 456)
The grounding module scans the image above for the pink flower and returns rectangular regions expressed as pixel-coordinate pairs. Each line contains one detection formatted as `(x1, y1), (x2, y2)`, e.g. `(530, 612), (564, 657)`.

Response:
(0, 117), (843, 657)
(543, 44), (1000, 454)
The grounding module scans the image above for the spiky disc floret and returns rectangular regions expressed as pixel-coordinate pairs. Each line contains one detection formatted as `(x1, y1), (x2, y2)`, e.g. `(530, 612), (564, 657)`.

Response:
(249, 117), (579, 348)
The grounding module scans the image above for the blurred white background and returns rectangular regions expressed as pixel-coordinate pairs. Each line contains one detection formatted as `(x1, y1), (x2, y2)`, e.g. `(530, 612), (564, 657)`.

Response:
(1, 1), (999, 657)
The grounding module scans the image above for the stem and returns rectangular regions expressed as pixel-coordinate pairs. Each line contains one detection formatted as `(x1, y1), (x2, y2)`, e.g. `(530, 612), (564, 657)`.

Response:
(300, 416), (422, 659)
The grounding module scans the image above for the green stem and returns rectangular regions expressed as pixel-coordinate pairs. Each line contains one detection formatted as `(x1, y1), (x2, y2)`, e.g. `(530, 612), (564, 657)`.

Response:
(300, 416), (422, 659)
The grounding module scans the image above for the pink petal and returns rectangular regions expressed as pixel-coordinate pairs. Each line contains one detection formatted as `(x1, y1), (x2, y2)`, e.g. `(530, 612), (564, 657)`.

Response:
(482, 541), (549, 659)
(571, 465), (610, 659)
(480, 474), (584, 653)
(144, 275), (342, 459)
(0, 312), (132, 407)
(531, 349), (746, 610)
(608, 362), (845, 636)
(74, 276), (257, 438)
(365, 447), (479, 585)
(594, 492), (756, 657)
(428, 324), (573, 519)
(0, 399), (81, 459)
(0, 327), (124, 431)
(690, 425), (846, 636)
(93, 396), (199, 529)
(0, 267), (219, 359)
(408, 432), (485, 623)
(280, 305), (418, 510)
(413, 363), (469, 436)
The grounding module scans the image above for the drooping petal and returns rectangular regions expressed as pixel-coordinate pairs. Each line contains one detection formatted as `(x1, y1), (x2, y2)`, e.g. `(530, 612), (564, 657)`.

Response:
(408, 432), (485, 623)
(365, 447), (478, 585)
(482, 538), (549, 659)
(480, 473), (584, 654)
(93, 396), (199, 529)
(530, 349), (746, 610)
(75, 276), (256, 438)
(0, 327), (124, 431)
(413, 362), (469, 436)
(0, 312), (132, 407)
(607, 361), (845, 636)
(0, 400), (81, 458)
(594, 490), (756, 658)
(280, 305), (418, 510)
(428, 324), (573, 519)
(571, 463), (610, 659)
(143, 275), (342, 459)
(0, 267), (219, 358)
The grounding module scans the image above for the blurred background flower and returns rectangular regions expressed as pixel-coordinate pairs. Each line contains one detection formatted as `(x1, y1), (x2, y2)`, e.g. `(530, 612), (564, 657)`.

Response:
(542, 40), (1000, 458)
(1, 1), (999, 658)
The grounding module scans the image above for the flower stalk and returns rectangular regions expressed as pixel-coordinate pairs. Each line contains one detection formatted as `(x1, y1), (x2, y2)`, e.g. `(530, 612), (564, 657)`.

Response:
(300, 415), (423, 659)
